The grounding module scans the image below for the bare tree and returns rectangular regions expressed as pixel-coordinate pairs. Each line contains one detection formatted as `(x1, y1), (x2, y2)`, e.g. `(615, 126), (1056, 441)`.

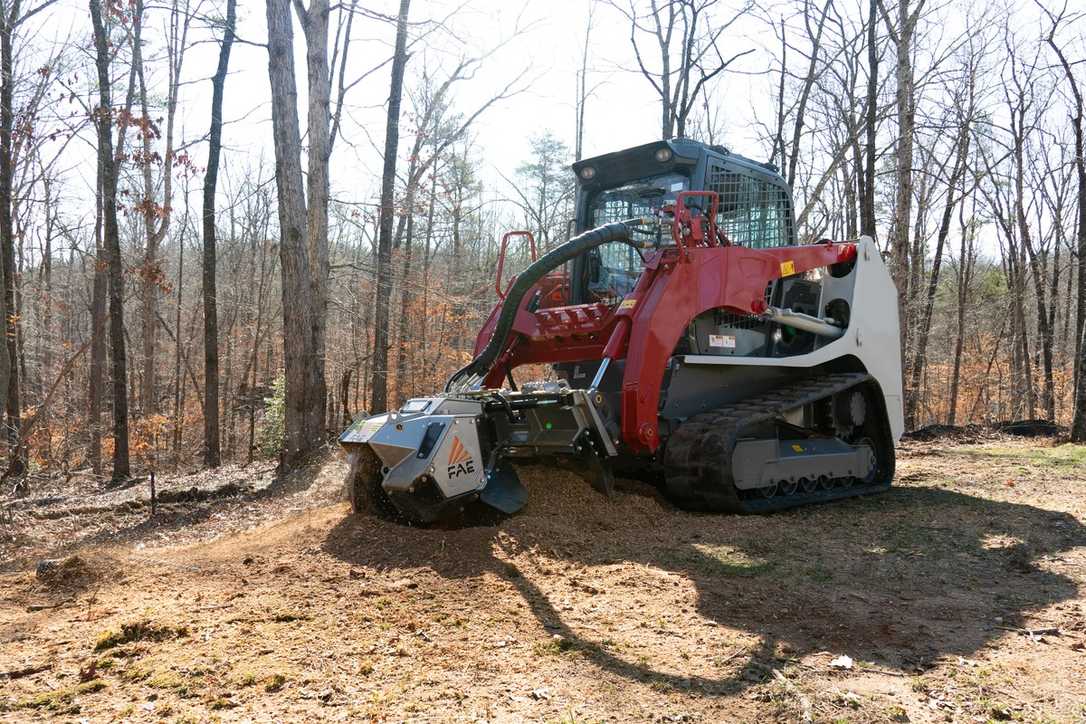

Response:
(265, 0), (330, 466)
(613, 0), (755, 140)
(132, 0), (192, 417)
(370, 0), (411, 414)
(879, 0), (927, 365)
(202, 0), (236, 467)
(1038, 0), (1086, 440)
(947, 193), (979, 425)
(0, 3), (19, 449)
(861, 0), (879, 237)
(89, 0), (131, 481)
(575, 0), (597, 161)
(904, 41), (979, 427)
(503, 132), (575, 250)
(774, 0), (832, 189)
(0, 0), (59, 468)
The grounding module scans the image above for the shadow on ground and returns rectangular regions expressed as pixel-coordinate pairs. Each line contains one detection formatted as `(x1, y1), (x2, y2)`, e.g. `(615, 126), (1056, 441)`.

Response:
(323, 479), (1086, 697)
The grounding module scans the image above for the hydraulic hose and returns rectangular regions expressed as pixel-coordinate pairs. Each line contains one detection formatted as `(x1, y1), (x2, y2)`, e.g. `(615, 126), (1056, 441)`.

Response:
(445, 221), (635, 392)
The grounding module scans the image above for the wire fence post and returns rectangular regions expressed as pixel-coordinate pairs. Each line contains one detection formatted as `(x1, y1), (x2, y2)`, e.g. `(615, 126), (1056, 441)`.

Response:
(150, 432), (157, 517)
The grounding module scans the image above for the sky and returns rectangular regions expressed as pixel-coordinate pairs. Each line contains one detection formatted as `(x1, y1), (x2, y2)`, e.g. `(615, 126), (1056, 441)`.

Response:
(213, 0), (766, 201)
(24, 0), (1056, 259)
(30, 0), (774, 224)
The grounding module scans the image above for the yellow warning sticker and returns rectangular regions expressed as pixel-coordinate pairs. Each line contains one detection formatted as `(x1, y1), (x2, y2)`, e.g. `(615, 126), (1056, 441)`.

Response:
(791, 443), (804, 453)
(618, 298), (637, 310)
(780, 260), (796, 276)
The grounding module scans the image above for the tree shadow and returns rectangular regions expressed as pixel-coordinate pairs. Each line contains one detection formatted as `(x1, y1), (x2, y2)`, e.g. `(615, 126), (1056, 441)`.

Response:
(322, 478), (1086, 696)
(1, 494), (245, 573)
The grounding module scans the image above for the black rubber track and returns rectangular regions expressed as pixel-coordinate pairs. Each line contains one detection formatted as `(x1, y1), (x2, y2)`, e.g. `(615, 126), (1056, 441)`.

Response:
(662, 372), (895, 513)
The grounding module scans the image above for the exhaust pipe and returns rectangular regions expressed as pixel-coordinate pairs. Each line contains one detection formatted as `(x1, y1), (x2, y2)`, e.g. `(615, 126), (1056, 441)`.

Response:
(764, 306), (846, 339)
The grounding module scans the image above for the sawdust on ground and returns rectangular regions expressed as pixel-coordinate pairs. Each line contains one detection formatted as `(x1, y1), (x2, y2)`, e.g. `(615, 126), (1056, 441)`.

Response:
(1, 436), (1085, 722)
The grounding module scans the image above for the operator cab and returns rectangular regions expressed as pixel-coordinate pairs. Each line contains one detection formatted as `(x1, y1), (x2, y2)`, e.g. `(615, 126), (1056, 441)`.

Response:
(569, 139), (796, 305)
(560, 138), (829, 389)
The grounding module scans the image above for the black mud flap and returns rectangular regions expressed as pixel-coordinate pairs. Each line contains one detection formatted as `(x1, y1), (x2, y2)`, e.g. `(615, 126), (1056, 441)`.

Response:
(480, 463), (528, 515)
(582, 450), (615, 498)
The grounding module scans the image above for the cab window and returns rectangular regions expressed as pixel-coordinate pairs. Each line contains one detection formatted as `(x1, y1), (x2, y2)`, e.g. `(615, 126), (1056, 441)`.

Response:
(706, 166), (794, 248)
(583, 173), (687, 304)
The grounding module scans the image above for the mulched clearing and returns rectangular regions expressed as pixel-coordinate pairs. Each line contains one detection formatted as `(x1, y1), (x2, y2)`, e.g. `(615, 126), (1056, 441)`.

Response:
(1, 436), (1084, 722)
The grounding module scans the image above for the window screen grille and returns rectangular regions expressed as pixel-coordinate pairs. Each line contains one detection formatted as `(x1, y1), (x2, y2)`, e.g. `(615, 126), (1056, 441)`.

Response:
(706, 166), (794, 248)
(590, 195), (658, 226)
(586, 179), (681, 303)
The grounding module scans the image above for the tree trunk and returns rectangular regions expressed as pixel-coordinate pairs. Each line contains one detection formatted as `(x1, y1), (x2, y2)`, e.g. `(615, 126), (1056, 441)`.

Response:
(1070, 90), (1086, 439)
(1010, 245), (1036, 418)
(1021, 227), (1055, 422)
(370, 0), (411, 414)
(906, 97), (971, 428)
(202, 0), (235, 467)
(1046, 15), (1086, 438)
(89, 189), (106, 475)
(393, 208), (415, 404)
(860, 0), (878, 238)
(133, 0), (157, 417)
(266, 0), (326, 467)
(0, 6), (17, 453)
(888, 0), (921, 375)
(299, 0), (330, 436)
(948, 216), (970, 426)
(90, 0), (131, 482)
(172, 234), (184, 466)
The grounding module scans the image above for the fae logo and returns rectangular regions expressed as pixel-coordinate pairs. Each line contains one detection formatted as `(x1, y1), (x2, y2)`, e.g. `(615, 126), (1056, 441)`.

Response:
(446, 436), (476, 478)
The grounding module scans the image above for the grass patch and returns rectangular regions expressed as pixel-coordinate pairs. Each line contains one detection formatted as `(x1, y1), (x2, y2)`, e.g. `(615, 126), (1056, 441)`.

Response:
(271, 611), (309, 623)
(949, 444), (1086, 470)
(94, 620), (188, 651)
(209, 696), (238, 710)
(18, 680), (106, 713)
(119, 662), (196, 697)
(533, 636), (577, 657)
(264, 673), (288, 692)
(663, 544), (774, 578)
(147, 671), (189, 692)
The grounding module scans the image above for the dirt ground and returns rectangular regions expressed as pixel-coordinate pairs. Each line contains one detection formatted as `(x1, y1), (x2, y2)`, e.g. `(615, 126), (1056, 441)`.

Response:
(1, 435), (1085, 723)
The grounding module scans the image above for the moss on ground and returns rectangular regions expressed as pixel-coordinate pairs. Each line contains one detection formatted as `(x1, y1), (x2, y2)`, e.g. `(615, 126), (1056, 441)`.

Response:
(17, 679), (107, 713)
(94, 620), (188, 651)
(950, 443), (1086, 469)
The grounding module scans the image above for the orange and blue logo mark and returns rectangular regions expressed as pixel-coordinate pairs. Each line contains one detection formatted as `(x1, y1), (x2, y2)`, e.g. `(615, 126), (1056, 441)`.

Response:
(447, 436), (476, 478)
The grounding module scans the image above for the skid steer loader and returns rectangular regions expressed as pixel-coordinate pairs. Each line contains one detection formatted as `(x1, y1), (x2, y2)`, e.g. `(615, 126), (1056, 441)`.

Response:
(340, 139), (903, 524)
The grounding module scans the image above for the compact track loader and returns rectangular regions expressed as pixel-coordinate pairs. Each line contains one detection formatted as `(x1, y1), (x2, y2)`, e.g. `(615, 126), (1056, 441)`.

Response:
(340, 139), (904, 524)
